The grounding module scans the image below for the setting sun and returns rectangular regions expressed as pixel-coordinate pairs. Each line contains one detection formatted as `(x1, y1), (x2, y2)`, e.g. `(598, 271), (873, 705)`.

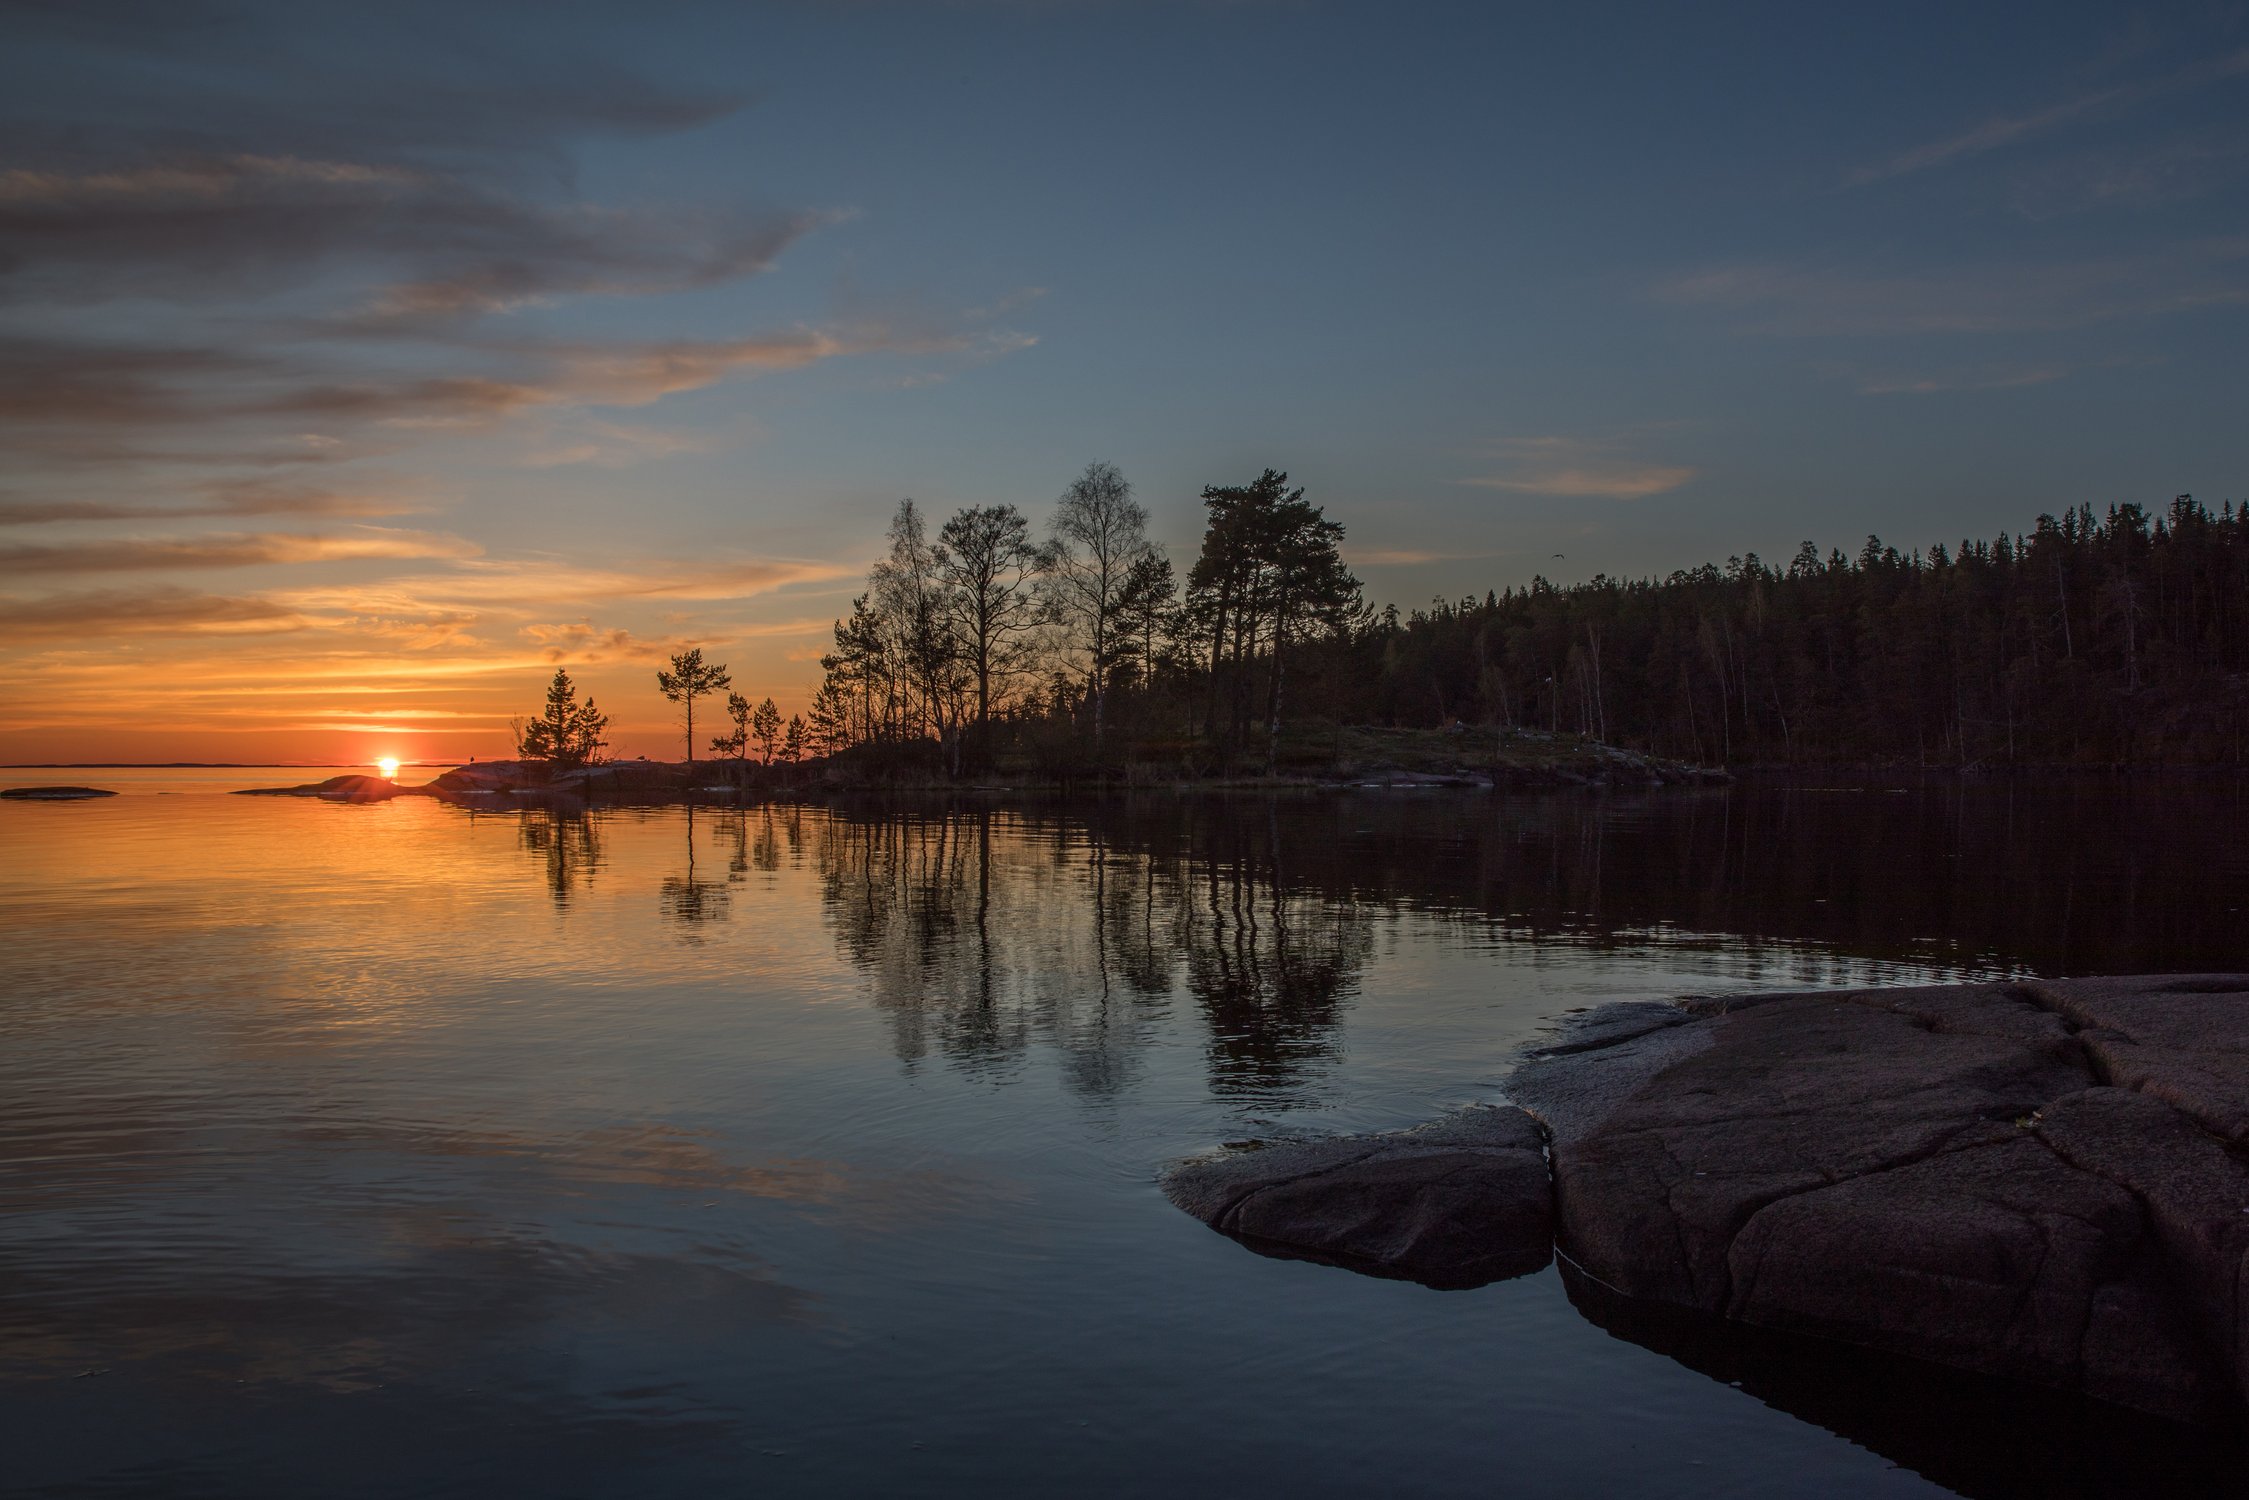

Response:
(377, 757), (400, 780)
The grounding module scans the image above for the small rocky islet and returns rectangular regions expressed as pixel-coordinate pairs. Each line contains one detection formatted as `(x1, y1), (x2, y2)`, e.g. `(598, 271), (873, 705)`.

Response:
(232, 760), (702, 804)
(228, 731), (1721, 805)
(1163, 974), (2249, 1430)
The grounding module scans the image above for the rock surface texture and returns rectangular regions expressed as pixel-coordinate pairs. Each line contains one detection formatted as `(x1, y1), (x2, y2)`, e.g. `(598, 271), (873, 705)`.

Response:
(1168, 976), (2249, 1426)
(1161, 1106), (1553, 1289)
(1540, 977), (2249, 1424)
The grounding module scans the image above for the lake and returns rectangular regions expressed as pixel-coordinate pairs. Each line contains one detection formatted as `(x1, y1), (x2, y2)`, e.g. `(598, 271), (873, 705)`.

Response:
(4, 774), (2247, 1497)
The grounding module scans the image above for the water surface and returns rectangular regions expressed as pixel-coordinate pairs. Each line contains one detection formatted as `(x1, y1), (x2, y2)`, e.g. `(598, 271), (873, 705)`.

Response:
(4, 776), (2246, 1497)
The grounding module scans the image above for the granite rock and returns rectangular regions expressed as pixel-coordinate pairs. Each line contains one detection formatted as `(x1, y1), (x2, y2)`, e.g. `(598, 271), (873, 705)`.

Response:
(1162, 1106), (1552, 1289)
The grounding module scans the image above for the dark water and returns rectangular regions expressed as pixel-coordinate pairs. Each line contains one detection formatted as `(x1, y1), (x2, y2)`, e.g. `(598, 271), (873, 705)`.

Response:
(3, 775), (2246, 1497)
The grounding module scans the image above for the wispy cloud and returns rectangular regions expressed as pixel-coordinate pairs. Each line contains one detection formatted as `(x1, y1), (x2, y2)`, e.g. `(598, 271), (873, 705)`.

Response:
(1851, 47), (2249, 185)
(0, 322), (1034, 458)
(1460, 435), (1695, 500)
(0, 586), (309, 640)
(0, 479), (423, 527)
(1346, 548), (1509, 567)
(2007, 128), (2249, 218)
(292, 555), (854, 612)
(517, 418), (716, 469)
(0, 528), (478, 575)
(1659, 238), (2249, 336)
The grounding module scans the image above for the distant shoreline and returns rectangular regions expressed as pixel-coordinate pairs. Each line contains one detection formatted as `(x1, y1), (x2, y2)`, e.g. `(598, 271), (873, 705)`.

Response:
(0, 763), (445, 770)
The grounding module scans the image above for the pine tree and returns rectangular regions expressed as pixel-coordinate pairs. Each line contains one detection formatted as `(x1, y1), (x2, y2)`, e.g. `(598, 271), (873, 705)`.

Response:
(808, 680), (850, 754)
(751, 696), (783, 764)
(712, 691), (751, 766)
(657, 648), (731, 770)
(515, 669), (610, 770)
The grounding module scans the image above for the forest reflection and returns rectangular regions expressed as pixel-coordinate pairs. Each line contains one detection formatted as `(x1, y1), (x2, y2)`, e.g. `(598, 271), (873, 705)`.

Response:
(514, 779), (2249, 1098)
(815, 804), (1371, 1101)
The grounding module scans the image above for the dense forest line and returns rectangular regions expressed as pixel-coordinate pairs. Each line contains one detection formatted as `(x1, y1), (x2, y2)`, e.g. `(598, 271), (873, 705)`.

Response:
(807, 468), (2249, 771)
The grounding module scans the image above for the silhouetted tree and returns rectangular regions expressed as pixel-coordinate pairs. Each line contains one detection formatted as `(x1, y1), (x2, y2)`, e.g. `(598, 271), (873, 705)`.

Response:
(658, 647), (731, 771)
(938, 502), (1046, 754)
(712, 690), (752, 772)
(1115, 549), (1180, 693)
(1186, 470), (1360, 765)
(808, 680), (850, 755)
(1048, 461), (1156, 750)
(515, 668), (610, 770)
(751, 696), (783, 765)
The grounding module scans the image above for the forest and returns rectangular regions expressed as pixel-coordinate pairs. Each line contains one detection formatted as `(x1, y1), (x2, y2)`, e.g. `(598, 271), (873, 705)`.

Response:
(808, 467), (2249, 771)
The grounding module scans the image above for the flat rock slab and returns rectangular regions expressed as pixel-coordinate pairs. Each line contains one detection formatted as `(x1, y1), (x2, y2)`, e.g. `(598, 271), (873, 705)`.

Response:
(1, 786), (116, 800)
(236, 774), (413, 803)
(1545, 976), (2249, 1424)
(1162, 1106), (1552, 1289)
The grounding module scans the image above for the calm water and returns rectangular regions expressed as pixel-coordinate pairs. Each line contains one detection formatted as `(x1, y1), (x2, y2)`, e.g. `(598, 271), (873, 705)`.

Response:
(4, 774), (2247, 1498)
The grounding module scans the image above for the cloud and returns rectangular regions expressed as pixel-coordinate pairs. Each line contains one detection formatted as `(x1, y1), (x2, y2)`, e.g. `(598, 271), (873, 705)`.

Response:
(0, 10), (879, 503)
(1460, 436), (1695, 500)
(0, 153), (814, 309)
(2007, 128), (2249, 218)
(1851, 47), (2249, 185)
(1466, 467), (1695, 500)
(0, 585), (308, 640)
(0, 338), (262, 427)
(0, 325), (1013, 448)
(266, 556), (851, 622)
(0, 528), (478, 574)
(1658, 238), (2249, 336)
(0, 479), (423, 526)
(517, 418), (715, 469)
(1347, 548), (1509, 567)
(3, 3), (751, 172)
(521, 621), (646, 663)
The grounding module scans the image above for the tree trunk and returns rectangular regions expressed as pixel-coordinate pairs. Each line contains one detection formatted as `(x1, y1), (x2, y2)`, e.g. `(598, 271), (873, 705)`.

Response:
(1264, 616), (1288, 774)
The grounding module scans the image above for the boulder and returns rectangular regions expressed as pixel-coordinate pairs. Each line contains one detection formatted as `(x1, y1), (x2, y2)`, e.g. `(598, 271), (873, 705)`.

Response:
(1544, 980), (2249, 1423)
(1167, 976), (2249, 1425)
(1162, 1106), (1552, 1289)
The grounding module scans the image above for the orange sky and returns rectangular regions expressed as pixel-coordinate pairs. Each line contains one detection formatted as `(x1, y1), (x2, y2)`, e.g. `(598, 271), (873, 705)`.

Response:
(0, 548), (852, 765)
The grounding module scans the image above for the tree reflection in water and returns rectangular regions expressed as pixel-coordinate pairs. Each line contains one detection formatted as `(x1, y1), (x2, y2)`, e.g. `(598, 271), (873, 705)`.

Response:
(659, 803), (733, 933)
(516, 807), (604, 908)
(510, 779), (2249, 1101)
(814, 801), (1373, 1102)
(658, 804), (807, 934)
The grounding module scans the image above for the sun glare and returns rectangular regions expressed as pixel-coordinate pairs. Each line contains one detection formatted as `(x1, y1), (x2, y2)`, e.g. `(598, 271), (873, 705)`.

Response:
(377, 757), (401, 780)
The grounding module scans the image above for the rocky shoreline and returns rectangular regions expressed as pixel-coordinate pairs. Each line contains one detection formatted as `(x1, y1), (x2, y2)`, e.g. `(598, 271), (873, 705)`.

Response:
(212, 736), (1725, 805)
(1164, 974), (2249, 1429)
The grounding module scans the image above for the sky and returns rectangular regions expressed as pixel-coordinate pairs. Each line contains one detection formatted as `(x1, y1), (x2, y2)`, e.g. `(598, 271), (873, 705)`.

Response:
(2, 0), (2245, 764)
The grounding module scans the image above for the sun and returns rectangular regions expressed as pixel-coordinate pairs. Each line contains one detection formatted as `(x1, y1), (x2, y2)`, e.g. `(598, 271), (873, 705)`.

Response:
(377, 757), (401, 780)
